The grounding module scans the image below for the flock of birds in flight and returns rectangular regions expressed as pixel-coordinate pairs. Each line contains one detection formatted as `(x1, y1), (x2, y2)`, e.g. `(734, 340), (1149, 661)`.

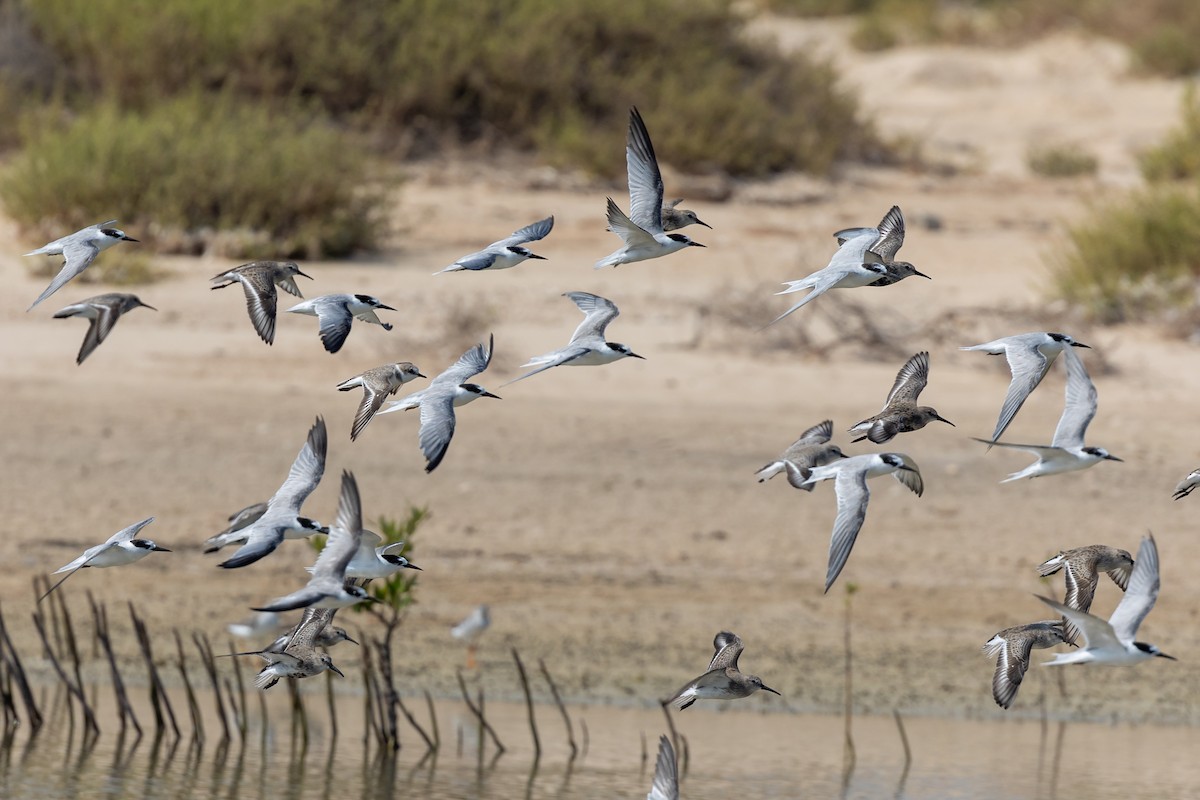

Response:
(15, 105), (1191, 779)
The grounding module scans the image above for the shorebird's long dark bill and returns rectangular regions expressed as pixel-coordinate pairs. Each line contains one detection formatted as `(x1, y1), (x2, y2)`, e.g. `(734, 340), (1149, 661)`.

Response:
(151, 545), (171, 551)
(695, 218), (712, 229)
(1105, 454), (1124, 462)
(628, 352), (646, 360)
(688, 241), (706, 248)
(1157, 652), (1177, 660)
(122, 235), (139, 242)
(330, 663), (345, 677)
(343, 634), (359, 646)
(935, 414), (955, 427)
(913, 268), (932, 279)
(1071, 341), (1091, 348)
(404, 562), (423, 571)
(377, 304), (397, 311)
(761, 684), (781, 696)
(527, 254), (548, 260)
(481, 391), (502, 399)
(296, 270), (314, 280)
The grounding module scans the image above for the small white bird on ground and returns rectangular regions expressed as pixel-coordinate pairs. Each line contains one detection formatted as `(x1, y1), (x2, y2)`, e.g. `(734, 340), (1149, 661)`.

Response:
(452, 604), (490, 669)
(26, 220), (138, 310)
(40, 517), (168, 601)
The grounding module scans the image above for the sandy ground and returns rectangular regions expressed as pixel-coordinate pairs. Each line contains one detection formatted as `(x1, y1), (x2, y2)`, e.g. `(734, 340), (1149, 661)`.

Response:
(2, 24), (1198, 725)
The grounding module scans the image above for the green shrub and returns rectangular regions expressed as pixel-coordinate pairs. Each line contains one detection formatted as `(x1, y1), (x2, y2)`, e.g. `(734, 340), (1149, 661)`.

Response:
(1026, 144), (1099, 178)
(1141, 88), (1200, 182)
(0, 94), (383, 258)
(17, 0), (883, 176)
(1052, 188), (1200, 321)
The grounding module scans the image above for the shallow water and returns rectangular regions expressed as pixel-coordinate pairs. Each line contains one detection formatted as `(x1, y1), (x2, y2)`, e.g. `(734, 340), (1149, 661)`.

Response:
(5, 693), (1200, 799)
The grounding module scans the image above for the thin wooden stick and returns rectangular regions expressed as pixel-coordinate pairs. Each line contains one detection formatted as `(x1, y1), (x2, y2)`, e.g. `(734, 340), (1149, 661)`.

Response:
(538, 658), (577, 760)
(456, 669), (505, 754)
(513, 649), (540, 762)
(424, 690), (440, 751)
(0, 603), (41, 731)
(172, 630), (203, 744)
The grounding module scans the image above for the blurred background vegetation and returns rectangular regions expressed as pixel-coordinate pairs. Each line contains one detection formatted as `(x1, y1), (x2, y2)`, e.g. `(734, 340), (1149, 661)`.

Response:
(766, 0), (1200, 76)
(0, 0), (885, 258)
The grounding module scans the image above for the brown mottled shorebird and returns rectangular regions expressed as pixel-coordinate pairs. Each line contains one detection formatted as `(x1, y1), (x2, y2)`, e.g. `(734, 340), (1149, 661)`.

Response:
(1172, 468), (1200, 500)
(223, 605), (347, 690)
(1037, 544), (1134, 644)
(755, 419), (847, 489)
(646, 734), (679, 800)
(210, 261), (312, 345)
(266, 607), (357, 653)
(661, 198), (710, 232)
(961, 331), (1090, 445)
(838, 205), (929, 287)
(337, 362), (426, 441)
(664, 632), (780, 710)
(53, 293), (155, 365)
(982, 620), (1067, 709)
(849, 351), (953, 444)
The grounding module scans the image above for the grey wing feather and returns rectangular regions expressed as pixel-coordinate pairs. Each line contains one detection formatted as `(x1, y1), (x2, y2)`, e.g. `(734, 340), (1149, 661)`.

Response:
(883, 351), (929, 407)
(504, 346), (589, 385)
(991, 342), (1056, 442)
(825, 470), (871, 592)
(418, 391), (457, 472)
(626, 107), (665, 234)
(992, 631), (1035, 709)
(647, 735), (679, 800)
(29, 240), (100, 310)
(1107, 535), (1159, 644)
(272, 418), (327, 509)
(795, 419), (834, 446)
(437, 334), (493, 387)
(350, 385), (388, 441)
(707, 631), (744, 671)
(108, 516), (156, 544)
(870, 205), (906, 262)
(286, 608), (340, 652)
(892, 463), (924, 497)
(316, 303), (352, 353)
(75, 301), (120, 364)
(1107, 564), (1133, 592)
(604, 197), (657, 248)
(1051, 348), (1098, 449)
(311, 472), (362, 581)
(238, 272), (278, 344)
(496, 215), (554, 247)
(565, 291), (619, 341)
(1061, 561), (1099, 644)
